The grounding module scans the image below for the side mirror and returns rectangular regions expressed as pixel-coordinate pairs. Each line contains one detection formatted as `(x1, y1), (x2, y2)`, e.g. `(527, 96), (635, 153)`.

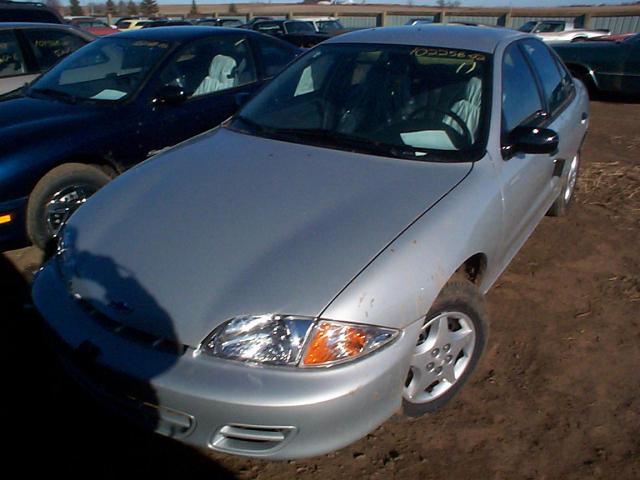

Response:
(234, 92), (251, 107)
(507, 126), (559, 157)
(155, 85), (187, 106)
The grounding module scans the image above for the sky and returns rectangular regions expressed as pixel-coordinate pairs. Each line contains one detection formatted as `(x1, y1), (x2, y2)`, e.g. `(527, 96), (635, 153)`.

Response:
(141, 0), (636, 5)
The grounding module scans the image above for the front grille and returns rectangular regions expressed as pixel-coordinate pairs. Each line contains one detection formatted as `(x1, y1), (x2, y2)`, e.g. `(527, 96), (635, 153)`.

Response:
(75, 297), (188, 356)
(211, 424), (296, 455)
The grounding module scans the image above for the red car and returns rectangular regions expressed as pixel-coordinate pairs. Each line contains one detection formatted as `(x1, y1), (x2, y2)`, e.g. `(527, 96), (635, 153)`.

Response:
(67, 17), (117, 36)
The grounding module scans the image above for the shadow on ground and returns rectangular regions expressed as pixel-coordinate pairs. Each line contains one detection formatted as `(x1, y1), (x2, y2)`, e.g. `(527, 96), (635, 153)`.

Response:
(1, 253), (237, 479)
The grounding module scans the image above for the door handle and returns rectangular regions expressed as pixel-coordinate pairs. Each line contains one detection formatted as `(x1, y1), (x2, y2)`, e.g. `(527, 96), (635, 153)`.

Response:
(581, 112), (588, 124)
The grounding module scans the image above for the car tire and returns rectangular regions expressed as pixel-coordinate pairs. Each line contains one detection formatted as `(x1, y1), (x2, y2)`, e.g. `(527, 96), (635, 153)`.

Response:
(27, 163), (112, 250)
(402, 274), (488, 417)
(548, 152), (580, 217)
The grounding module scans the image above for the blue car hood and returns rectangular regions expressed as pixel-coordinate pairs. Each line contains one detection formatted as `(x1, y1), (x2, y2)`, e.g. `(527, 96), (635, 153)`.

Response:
(63, 128), (471, 347)
(0, 95), (108, 149)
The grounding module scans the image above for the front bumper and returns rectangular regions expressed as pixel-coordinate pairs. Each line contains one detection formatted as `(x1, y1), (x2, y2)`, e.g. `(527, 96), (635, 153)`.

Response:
(0, 196), (29, 251)
(32, 262), (422, 459)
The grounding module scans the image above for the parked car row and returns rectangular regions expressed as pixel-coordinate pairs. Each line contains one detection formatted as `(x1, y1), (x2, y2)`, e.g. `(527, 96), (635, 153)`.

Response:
(518, 19), (610, 43)
(552, 32), (640, 97)
(65, 16), (118, 36)
(29, 24), (589, 460)
(0, 26), (299, 250)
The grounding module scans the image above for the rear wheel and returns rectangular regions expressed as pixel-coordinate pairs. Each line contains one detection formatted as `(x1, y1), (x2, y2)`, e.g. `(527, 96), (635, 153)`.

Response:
(548, 152), (580, 217)
(27, 163), (112, 250)
(403, 274), (488, 416)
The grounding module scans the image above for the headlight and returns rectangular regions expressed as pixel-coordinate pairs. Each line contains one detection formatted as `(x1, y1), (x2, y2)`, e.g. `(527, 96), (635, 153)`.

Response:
(199, 314), (399, 367)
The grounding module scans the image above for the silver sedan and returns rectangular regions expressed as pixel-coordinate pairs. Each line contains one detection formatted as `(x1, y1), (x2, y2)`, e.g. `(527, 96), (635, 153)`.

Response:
(33, 25), (588, 459)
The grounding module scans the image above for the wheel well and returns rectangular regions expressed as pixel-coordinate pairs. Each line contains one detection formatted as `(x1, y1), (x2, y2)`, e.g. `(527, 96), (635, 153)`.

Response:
(456, 253), (487, 285)
(61, 155), (119, 178)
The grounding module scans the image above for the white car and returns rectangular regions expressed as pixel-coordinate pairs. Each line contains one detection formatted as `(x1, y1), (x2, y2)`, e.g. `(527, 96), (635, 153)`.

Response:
(518, 20), (609, 43)
(294, 16), (344, 34)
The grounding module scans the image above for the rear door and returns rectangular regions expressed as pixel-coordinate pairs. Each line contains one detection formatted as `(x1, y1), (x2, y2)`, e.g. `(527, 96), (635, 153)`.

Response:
(520, 38), (585, 187)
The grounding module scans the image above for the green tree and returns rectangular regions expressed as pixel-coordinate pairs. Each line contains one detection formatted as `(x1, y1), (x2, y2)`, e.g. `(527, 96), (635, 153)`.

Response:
(126, 0), (137, 15)
(139, 0), (159, 17)
(69, 0), (83, 16)
(189, 0), (199, 17)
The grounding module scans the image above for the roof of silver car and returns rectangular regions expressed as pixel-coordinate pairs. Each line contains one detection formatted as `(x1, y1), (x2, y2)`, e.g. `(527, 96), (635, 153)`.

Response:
(326, 24), (525, 53)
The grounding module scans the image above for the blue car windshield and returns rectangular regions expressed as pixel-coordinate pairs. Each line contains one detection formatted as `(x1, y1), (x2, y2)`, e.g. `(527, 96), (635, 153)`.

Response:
(232, 43), (490, 162)
(29, 37), (172, 103)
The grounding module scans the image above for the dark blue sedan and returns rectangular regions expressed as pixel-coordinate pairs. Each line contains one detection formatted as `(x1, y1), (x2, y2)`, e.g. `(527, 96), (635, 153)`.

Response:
(0, 27), (298, 250)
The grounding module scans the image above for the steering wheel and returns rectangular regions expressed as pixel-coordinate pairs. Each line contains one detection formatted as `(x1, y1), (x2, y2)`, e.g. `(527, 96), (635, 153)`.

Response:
(408, 106), (474, 148)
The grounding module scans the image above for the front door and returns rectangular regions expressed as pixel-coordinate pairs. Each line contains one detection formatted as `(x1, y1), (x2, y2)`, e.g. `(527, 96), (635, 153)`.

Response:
(495, 41), (557, 260)
(143, 34), (262, 154)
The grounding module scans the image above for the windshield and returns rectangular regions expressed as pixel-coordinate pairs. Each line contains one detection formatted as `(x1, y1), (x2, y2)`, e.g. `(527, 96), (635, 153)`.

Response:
(28, 37), (171, 103)
(317, 20), (343, 32)
(232, 44), (489, 162)
(285, 21), (316, 34)
(518, 21), (536, 33)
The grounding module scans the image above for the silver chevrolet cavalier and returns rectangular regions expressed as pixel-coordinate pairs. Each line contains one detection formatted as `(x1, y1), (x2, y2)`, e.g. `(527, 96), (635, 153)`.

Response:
(33, 25), (589, 459)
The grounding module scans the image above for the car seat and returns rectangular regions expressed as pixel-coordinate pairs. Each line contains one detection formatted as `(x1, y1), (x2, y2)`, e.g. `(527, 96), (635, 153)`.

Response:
(193, 54), (237, 97)
(444, 76), (482, 142)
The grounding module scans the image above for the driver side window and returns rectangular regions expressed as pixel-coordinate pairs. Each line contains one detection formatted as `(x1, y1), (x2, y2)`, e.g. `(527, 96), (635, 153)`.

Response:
(502, 42), (543, 134)
(158, 36), (257, 99)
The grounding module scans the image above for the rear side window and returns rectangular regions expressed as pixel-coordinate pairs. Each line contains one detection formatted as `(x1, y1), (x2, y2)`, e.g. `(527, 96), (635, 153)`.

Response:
(255, 37), (294, 78)
(521, 39), (566, 113)
(0, 30), (27, 78)
(502, 43), (543, 133)
(23, 29), (87, 70)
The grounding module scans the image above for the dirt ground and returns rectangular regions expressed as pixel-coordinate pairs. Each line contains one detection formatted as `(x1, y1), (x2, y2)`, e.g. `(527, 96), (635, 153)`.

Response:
(3, 99), (639, 479)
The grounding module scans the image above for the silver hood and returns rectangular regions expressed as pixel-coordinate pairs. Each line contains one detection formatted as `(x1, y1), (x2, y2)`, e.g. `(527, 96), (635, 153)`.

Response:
(65, 128), (471, 347)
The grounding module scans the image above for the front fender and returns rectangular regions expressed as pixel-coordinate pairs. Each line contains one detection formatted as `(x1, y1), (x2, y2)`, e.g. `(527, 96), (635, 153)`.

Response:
(320, 154), (505, 330)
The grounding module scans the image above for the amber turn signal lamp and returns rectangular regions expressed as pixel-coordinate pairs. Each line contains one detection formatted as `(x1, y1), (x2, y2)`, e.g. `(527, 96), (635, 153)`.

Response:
(302, 321), (367, 366)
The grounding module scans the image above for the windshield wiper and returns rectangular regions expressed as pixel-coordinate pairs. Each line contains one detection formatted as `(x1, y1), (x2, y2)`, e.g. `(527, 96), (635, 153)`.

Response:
(29, 88), (79, 104)
(267, 127), (429, 160)
(231, 121), (432, 160)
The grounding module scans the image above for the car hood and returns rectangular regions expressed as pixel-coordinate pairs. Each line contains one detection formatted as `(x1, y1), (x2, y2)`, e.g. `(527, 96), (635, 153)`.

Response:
(64, 128), (472, 347)
(0, 94), (107, 150)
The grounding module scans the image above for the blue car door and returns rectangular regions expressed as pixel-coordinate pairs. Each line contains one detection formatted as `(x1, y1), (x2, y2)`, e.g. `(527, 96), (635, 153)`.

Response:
(142, 34), (262, 155)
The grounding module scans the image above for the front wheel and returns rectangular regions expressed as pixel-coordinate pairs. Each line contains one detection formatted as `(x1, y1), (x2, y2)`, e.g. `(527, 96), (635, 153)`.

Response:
(403, 274), (488, 416)
(27, 163), (112, 250)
